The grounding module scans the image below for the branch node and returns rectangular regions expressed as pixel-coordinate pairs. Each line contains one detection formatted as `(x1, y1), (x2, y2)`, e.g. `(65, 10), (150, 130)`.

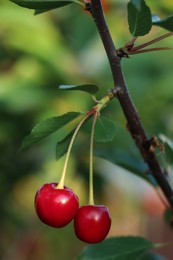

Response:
(143, 136), (164, 153)
(85, 2), (92, 12)
(112, 86), (122, 97)
(116, 48), (130, 58)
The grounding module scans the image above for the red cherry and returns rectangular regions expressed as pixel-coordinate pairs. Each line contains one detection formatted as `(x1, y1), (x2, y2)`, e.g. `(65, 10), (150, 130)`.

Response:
(35, 183), (79, 228)
(74, 205), (111, 243)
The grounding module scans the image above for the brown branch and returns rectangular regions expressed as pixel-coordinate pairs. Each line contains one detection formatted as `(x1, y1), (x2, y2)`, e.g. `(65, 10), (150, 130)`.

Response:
(87, 0), (173, 208)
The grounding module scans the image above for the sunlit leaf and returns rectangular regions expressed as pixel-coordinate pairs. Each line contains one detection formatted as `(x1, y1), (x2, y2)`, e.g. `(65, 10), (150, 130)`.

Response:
(58, 84), (99, 95)
(127, 0), (152, 36)
(78, 236), (157, 260)
(152, 15), (173, 31)
(21, 112), (83, 151)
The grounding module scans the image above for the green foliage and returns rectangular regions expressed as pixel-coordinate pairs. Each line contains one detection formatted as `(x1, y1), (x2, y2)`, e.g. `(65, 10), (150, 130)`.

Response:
(83, 115), (117, 143)
(55, 114), (116, 159)
(127, 0), (152, 36)
(20, 102), (117, 155)
(127, 0), (173, 35)
(78, 236), (158, 260)
(21, 112), (83, 150)
(152, 15), (173, 32)
(95, 148), (157, 187)
(10, 0), (83, 14)
(56, 130), (74, 160)
(59, 84), (99, 95)
(164, 207), (173, 227)
(139, 252), (168, 260)
(159, 134), (173, 165)
(94, 116), (116, 143)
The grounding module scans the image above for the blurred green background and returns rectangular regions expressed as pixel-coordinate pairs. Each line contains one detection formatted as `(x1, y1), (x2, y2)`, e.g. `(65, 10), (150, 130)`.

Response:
(1, 0), (173, 259)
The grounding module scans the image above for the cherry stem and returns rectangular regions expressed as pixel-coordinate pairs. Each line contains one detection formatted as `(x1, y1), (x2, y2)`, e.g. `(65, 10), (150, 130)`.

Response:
(89, 111), (98, 205)
(56, 93), (113, 190)
(57, 113), (92, 189)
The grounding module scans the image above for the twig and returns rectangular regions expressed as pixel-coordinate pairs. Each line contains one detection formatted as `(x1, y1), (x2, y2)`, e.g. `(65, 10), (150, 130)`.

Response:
(87, 0), (173, 209)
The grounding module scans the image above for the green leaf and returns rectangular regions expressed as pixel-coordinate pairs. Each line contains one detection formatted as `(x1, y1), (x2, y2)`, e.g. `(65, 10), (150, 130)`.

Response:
(94, 116), (116, 143)
(56, 130), (74, 160)
(21, 112), (83, 151)
(10, 0), (81, 13)
(78, 236), (156, 260)
(164, 207), (173, 227)
(127, 0), (152, 36)
(95, 149), (157, 187)
(139, 252), (167, 260)
(159, 134), (173, 164)
(34, 9), (54, 15)
(58, 84), (99, 95)
(81, 115), (116, 143)
(152, 15), (173, 31)
(164, 143), (173, 165)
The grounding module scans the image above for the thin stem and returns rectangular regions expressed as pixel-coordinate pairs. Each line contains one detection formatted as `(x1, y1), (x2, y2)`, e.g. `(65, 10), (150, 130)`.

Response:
(129, 47), (173, 55)
(89, 0), (173, 208)
(131, 32), (173, 52)
(128, 37), (138, 45)
(57, 113), (92, 189)
(57, 93), (113, 189)
(89, 111), (98, 205)
(125, 37), (138, 50)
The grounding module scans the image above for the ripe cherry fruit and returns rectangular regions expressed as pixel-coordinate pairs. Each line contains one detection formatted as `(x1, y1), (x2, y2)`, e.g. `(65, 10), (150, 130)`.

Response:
(35, 183), (79, 228)
(74, 205), (111, 243)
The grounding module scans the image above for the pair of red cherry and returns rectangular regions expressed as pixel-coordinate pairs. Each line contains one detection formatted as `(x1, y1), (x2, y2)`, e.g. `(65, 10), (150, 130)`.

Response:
(35, 183), (111, 244)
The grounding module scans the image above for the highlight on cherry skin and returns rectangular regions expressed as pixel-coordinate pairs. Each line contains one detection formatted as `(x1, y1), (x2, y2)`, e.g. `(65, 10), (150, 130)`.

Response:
(74, 205), (111, 244)
(35, 183), (79, 228)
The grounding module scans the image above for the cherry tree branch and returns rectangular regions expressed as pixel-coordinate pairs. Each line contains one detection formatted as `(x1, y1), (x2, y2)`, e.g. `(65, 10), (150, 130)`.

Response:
(87, 0), (173, 208)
